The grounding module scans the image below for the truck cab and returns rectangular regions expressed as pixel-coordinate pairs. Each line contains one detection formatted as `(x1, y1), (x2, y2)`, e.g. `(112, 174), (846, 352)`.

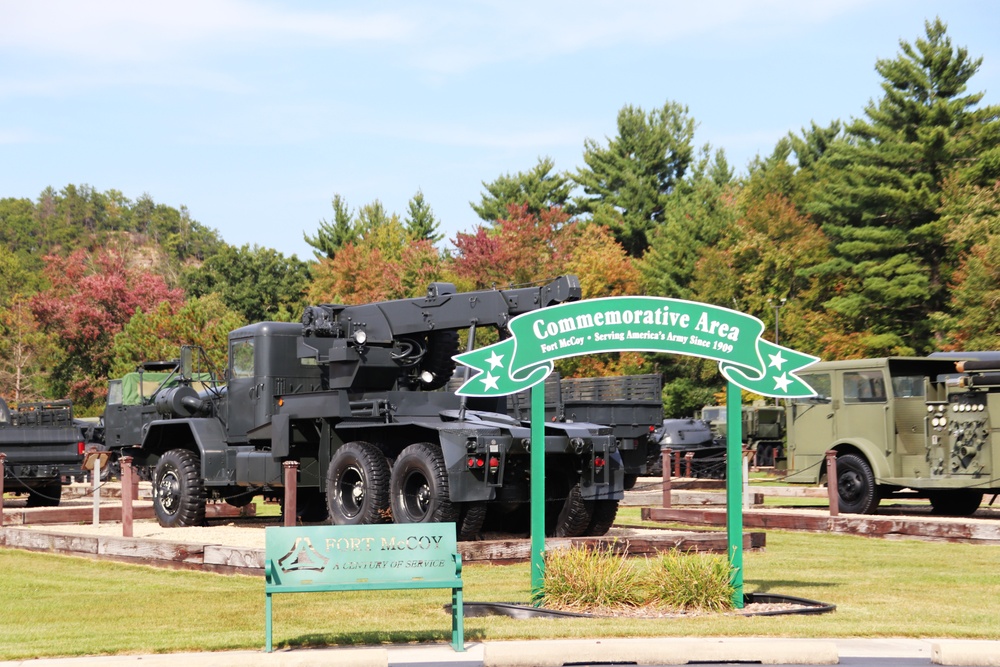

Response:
(786, 357), (995, 515)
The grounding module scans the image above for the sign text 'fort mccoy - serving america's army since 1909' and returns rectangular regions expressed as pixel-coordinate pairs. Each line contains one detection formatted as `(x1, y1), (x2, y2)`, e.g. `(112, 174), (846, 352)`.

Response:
(533, 305), (739, 356)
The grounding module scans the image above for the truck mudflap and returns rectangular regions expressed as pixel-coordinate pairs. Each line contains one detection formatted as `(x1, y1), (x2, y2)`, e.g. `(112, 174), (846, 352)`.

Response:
(139, 417), (232, 483)
(579, 449), (625, 501)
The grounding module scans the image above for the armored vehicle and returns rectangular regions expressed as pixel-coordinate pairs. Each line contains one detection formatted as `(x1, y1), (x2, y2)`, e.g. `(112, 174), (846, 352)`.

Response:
(0, 398), (89, 506)
(785, 356), (1000, 515)
(647, 417), (723, 478)
(109, 276), (626, 538)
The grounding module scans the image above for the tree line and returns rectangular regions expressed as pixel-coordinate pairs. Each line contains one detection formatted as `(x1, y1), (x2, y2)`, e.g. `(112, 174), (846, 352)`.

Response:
(1, 19), (998, 417)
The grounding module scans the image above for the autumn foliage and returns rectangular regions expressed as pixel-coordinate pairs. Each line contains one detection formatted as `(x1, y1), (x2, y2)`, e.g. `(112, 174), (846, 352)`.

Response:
(30, 247), (183, 407)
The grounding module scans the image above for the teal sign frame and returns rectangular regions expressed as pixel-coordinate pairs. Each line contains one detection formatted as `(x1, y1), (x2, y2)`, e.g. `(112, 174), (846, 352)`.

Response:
(263, 523), (464, 651)
(454, 296), (817, 400)
(453, 296), (818, 607)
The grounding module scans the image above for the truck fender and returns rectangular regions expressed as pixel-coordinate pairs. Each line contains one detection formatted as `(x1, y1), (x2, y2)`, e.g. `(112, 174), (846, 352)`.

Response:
(828, 439), (891, 483)
(141, 418), (229, 480)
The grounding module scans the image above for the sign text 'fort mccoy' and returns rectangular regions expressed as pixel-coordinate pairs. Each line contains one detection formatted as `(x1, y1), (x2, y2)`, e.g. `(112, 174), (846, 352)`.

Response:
(454, 296), (818, 399)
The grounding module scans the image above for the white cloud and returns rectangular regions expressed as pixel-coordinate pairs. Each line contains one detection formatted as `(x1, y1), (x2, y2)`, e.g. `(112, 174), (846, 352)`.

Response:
(0, 0), (875, 72)
(0, 0), (411, 62)
(0, 128), (45, 144)
(401, 0), (875, 74)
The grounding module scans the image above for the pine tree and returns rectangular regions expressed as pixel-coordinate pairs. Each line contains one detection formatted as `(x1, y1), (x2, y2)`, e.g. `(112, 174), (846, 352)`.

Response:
(404, 190), (443, 243)
(809, 18), (1000, 354)
(573, 101), (696, 257)
(637, 148), (735, 299)
(471, 157), (573, 224)
(304, 194), (357, 260)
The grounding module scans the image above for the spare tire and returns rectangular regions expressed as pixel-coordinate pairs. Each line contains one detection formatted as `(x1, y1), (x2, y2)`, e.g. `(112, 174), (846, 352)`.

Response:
(419, 330), (460, 390)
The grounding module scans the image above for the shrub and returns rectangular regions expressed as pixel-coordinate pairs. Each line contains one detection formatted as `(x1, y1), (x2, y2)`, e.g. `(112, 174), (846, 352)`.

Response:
(645, 549), (735, 612)
(541, 543), (643, 610)
(541, 545), (734, 613)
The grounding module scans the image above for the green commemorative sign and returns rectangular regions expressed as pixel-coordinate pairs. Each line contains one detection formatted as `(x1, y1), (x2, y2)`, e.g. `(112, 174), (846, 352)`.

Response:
(454, 296), (817, 398)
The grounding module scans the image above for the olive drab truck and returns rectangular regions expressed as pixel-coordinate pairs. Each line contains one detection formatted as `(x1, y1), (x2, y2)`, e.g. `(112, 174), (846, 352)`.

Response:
(699, 403), (787, 468)
(785, 356), (1000, 515)
(111, 276), (626, 539)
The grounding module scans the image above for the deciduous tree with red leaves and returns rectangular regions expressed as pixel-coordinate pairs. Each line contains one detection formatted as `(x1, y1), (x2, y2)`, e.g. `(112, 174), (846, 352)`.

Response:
(31, 247), (183, 411)
(451, 204), (563, 289)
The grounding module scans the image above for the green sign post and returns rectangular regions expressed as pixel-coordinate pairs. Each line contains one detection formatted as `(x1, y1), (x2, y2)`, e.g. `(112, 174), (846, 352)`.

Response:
(454, 296), (818, 606)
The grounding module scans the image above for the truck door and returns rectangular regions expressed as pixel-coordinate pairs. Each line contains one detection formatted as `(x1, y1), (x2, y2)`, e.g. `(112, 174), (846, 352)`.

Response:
(226, 337), (258, 442)
(839, 368), (892, 462)
(787, 371), (834, 482)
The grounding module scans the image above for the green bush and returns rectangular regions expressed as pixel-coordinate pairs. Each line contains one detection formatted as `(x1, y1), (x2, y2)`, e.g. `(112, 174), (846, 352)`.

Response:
(541, 543), (643, 610)
(542, 545), (734, 613)
(646, 549), (734, 612)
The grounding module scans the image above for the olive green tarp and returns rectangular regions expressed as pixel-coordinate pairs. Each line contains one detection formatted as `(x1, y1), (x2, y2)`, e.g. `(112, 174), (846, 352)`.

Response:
(118, 372), (215, 406)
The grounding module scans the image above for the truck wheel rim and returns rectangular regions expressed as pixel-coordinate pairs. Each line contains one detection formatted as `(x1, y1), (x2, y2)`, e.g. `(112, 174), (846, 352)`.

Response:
(839, 471), (862, 501)
(157, 471), (181, 513)
(337, 465), (365, 518)
(400, 470), (431, 520)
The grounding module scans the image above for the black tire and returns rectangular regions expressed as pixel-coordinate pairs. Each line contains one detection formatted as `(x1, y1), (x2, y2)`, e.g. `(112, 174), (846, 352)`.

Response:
(419, 331), (460, 390)
(224, 488), (256, 509)
(929, 490), (983, 517)
(390, 442), (459, 523)
(456, 502), (488, 541)
(647, 455), (663, 478)
(153, 449), (206, 527)
(586, 499), (619, 536)
(25, 479), (62, 508)
(835, 453), (879, 515)
(296, 488), (330, 523)
(551, 483), (593, 537)
(326, 441), (391, 525)
(99, 456), (119, 482)
(623, 473), (638, 491)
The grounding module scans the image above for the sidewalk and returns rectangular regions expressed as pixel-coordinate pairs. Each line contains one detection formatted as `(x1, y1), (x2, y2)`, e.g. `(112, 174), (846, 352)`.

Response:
(2, 637), (999, 666)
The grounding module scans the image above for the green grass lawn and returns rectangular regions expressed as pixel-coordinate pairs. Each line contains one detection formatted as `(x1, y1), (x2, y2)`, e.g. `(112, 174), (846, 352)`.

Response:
(2, 509), (1000, 660)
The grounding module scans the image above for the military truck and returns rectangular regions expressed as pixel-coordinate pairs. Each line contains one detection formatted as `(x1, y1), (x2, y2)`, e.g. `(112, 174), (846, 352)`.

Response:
(506, 373), (663, 489)
(785, 356), (1000, 515)
(108, 276), (626, 538)
(100, 359), (214, 479)
(0, 398), (89, 506)
(699, 402), (787, 468)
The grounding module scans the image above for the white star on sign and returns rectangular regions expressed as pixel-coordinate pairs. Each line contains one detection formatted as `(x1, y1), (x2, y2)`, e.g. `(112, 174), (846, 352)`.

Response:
(486, 350), (504, 370)
(482, 372), (500, 391)
(773, 373), (793, 393)
(768, 351), (787, 370)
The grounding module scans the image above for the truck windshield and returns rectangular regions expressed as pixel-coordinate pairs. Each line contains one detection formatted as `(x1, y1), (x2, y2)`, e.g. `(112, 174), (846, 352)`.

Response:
(231, 339), (255, 379)
(701, 407), (724, 423)
(795, 373), (830, 402)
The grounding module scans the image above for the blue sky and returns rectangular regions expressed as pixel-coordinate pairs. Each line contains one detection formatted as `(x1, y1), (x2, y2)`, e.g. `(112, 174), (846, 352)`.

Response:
(2, 1), (998, 261)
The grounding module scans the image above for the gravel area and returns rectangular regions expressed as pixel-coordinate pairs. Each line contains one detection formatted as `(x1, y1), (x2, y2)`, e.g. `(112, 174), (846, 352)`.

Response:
(22, 518), (697, 550)
(24, 518), (271, 548)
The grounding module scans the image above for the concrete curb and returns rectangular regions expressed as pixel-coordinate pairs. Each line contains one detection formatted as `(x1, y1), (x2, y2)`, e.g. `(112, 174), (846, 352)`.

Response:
(7, 638), (1000, 666)
(482, 638), (839, 666)
(0, 648), (391, 667)
(933, 640), (1000, 666)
